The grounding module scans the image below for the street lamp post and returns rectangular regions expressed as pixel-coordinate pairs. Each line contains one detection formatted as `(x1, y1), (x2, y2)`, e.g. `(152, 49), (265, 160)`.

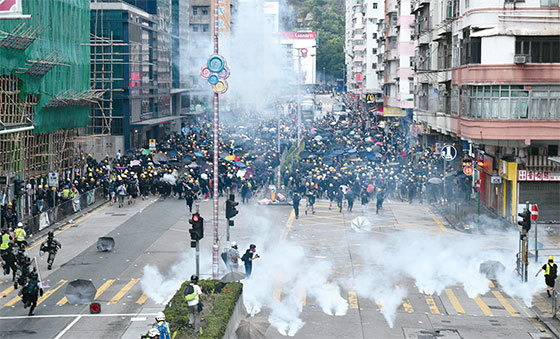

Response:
(211, 0), (220, 279)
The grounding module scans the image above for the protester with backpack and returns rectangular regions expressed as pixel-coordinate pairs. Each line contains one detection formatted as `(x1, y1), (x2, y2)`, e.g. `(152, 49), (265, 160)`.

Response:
(241, 244), (259, 277)
(20, 271), (43, 316)
(184, 274), (203, 333)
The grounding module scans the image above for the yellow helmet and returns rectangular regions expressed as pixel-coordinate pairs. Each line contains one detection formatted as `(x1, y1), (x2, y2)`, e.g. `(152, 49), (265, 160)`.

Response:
(549, 256), (554, 261)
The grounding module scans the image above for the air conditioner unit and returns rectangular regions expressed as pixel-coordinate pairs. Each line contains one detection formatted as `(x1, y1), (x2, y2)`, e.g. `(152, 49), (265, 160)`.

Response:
(514, 55), (527, 64)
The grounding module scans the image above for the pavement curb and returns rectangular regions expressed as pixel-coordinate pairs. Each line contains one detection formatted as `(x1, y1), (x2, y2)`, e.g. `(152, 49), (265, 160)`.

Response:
(532, 306), (560, 339)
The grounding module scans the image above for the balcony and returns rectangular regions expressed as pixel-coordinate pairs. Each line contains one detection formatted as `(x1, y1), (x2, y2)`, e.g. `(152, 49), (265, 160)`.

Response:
(526, 155), (560, 171)
(353, 44), (366, 52)
(353, 34), (364, 40)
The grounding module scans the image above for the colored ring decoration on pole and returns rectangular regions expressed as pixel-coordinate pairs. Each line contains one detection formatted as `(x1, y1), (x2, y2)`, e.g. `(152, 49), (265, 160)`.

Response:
(200, 66), (211, 79)
(213, 80), (228, 94)
(208, 74), (219, 85)
(218, 66), (230, 79)
(207, 55), (225, 73)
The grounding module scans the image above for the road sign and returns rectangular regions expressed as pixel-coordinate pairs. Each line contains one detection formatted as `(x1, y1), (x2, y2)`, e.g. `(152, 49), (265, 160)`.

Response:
(149, 139), (156, 151)
(441, 145), (457, 161)
(531, 204), (539, 221)
(490, 176), (502, 184)
(301, 48), (308, 58)
(48, 172), (59, 187)
(463, 166), (473, 176)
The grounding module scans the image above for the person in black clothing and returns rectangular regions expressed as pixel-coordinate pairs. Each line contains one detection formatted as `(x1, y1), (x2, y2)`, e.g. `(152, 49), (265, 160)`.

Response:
(376, 189), (385, 214)
(241, 244), (259, 277)
(20, 271), (43, 316)
(40, 231), (61, 270)
(292, 192), (301, 219)
(2, 243), (17, 282)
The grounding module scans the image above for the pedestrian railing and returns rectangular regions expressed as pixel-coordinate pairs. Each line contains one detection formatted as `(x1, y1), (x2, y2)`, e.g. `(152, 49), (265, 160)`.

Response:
(19, 187), (107, 235)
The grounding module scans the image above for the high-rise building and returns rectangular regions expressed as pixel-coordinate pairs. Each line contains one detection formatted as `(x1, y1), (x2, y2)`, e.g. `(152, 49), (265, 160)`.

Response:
(411, 0), (560, 222)
(0, 0), (90, 182)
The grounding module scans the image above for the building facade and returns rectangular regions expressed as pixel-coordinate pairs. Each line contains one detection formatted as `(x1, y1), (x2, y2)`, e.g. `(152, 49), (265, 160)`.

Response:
(412, 0), (560, 222)
(90, 0), (177, 151)
(0, 0), (90, 184)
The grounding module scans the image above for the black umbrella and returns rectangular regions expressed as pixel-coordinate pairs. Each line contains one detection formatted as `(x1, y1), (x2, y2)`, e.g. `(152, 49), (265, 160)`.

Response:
(236, 316), (270, 339)
(65, 279), (97, 304)
(97, 237), (115, 252)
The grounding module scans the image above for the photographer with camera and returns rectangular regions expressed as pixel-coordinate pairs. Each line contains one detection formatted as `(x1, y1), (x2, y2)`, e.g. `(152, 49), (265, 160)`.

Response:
(241, 244), (260, 277)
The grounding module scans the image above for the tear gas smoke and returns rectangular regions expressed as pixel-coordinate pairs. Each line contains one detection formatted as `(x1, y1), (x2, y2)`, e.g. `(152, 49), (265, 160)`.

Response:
(140, 248), (214, 304)
(346, 218), (543, 327)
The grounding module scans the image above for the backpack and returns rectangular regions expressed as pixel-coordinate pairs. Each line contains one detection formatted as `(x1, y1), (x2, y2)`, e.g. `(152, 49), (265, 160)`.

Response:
(184, 284), (196, 301)
(241, 251), (250, 262)
(27, 280), (39, 295)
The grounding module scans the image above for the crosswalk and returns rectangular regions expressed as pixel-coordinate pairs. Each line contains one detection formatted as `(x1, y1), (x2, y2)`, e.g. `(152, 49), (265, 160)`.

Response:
(0, 277), (548, 320)
(0, 278), (150, 310)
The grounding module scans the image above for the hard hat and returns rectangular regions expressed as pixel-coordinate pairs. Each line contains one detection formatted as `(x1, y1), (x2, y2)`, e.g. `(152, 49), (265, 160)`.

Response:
(190, 274), (199, 283)
(17, 222), (23, 227)
(48, 231), (54, 237)
(155, 311), (165, 322)
(549, 256), (554, 261)
(249, 244), (256, 249)
(231, 241), (237, 248)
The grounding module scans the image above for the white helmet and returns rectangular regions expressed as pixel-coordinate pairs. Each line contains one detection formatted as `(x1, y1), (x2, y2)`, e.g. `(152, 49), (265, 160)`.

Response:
(17, 222), (23, 227)
(148, 327), (160, 337)
(155, 311), (165, 322)
(231, 241), (237, 248)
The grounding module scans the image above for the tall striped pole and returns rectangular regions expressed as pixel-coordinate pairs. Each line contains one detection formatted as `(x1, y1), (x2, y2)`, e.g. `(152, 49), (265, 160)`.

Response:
(212, 0), (220, 279)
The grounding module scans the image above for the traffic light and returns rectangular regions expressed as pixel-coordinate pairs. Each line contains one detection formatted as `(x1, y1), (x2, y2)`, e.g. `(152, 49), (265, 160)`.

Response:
(226, 194), (238, 220)
(518, 209), (531, 233)
(189, 213), (204, 244)
(14, 179), (23, 197)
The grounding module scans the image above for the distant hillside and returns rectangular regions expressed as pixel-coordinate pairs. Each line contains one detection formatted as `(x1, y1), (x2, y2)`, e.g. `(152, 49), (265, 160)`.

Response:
(288, 0), (345, 80)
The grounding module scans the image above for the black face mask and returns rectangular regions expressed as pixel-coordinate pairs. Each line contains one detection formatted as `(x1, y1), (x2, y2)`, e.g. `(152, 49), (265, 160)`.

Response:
(549, 260), (554, 264)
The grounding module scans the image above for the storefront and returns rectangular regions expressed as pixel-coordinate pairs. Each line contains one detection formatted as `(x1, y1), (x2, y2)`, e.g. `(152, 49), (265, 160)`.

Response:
(517, 170), (560, 223)
(499, 160), (517, 222)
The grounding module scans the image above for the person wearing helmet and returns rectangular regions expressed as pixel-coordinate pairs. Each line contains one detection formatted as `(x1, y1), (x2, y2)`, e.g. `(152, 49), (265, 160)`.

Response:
(153, 312), (170, 339)
(184, 275), (203, 332)
(226, 242), (240, 273)
(14, 222), (27, 249)
(20, 270), (43, 316)
(143, 327), (160, 339)
(536, 256), (558, 297)
(241, 244), (260, 277)
(2, 242), (17, 281)
(40, 231), (61, 270)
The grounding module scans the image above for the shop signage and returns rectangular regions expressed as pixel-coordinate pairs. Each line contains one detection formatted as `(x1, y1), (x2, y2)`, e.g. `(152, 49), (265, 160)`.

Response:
(463, 166), (473, 176)
(518, 170), (560, 181)
(490, 176), (502, 184)
(0, 0), (22, 18)
(149, 139), (156, 151)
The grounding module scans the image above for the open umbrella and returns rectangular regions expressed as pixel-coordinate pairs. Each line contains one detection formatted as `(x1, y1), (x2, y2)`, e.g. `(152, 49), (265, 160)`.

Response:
(97, 237), (115, 252)
(428, 177), (443, 184)
(236, 316), (270, 339)
(129, 160), (141, 167)
(351, 216), (372, 232)
(314, 135), (323, 141)
(221, 271), (246, 283)
(153, 153), (169, 163)
(167, 150), (179, 158)
(233, 161), (246, 168)
(141, 149), (152, 155)
(375, 142), (383, 146)
(367, 184), (374, 193)
(64, 279), (97, 304)
(188, 163), (198, 168)
(237, 169), (247, 178)
(194, 151), (204, 157)
(479, 260), (505, 280)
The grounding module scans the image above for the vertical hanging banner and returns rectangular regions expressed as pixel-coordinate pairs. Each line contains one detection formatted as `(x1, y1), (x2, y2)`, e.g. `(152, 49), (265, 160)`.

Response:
(211, 0), (231, 37)
(0, 0), (23, 18)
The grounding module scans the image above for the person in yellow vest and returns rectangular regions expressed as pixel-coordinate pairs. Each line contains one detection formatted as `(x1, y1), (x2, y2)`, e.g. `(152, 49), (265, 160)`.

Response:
(61, 186), (70, 201)
(1, 228), (11, 273)
(536, 256), (558, 297)
(14, 222), (27, 249)
(70, 185), (79, 198)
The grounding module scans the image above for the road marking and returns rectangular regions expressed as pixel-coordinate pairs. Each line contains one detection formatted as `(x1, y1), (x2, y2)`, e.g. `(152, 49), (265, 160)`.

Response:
(489, 281), (495, 288)
(0, 285), (14, 298)
(56, 297), (68, 306)
(427, 209), (447, 231)
(491, 290), (519, 317)
(348, 290), (358, 309)
(444, 288), (465, 314)
(136, 294), (148, 304)
(402, 299), (414, 313)
(4, 294), (21, 307)
(108, 279), (138, 304)
(474, 296), (493, 316)
(0, 312), (159, 320)
(281, 210), (295, 241)
(301, 292), (306, 306)
(95, 279), (115, 300)
(54, 315), (82, 339)
(425, 296), (440, 314)
(38, 280), (67, 305)
(273, 284), (282, 301)
(513, 297), (548, 333)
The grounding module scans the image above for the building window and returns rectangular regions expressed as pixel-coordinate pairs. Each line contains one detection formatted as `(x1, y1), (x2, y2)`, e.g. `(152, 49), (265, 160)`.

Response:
(548, 145), (559, 156)
(461, 85), (560, 119)
(410, 56), (415, 67)
(372, 48), (377, 54)
(541, 0), (559, 6)
(460, 28), (481, 65)
(372, 33), (377, 39)
(515, 36), (560, 63)
(373, 2), (378, 8)
(193, 7), (198, 15)
(202, 24), (209, 32)
(372, 63), (377, 69)
(192, 25), (199, 32)
(202, 7), (209, 15)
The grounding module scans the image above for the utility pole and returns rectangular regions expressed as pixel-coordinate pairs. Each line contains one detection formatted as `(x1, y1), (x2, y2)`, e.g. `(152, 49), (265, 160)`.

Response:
(297, 49), (302, 147)
(212, 0), (220, 279)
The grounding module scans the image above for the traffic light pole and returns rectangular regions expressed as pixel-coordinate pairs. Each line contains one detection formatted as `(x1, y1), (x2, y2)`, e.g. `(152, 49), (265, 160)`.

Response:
(535, 220), (538, 262)
(196, 240), (200, 278)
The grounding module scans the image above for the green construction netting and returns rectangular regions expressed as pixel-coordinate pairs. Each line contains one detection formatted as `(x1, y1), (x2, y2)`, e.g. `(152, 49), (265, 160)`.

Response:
(0, 0), (90, 134)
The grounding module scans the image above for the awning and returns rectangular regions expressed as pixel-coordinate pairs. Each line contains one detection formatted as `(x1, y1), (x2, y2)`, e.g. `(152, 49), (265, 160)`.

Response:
(549, 156), (560, 165)
(130, 115), (183, 126)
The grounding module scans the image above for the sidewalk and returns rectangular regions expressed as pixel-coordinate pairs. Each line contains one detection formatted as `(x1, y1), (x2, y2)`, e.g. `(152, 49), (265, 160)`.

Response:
(430, 199), (513, 232)
(532, 293), (560, 339)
